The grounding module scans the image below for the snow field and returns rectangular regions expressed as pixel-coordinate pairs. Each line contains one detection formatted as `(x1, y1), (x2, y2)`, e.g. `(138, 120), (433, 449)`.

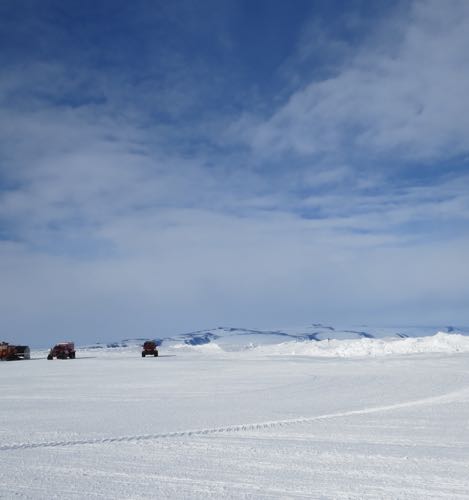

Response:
(1, 340), (469, 498)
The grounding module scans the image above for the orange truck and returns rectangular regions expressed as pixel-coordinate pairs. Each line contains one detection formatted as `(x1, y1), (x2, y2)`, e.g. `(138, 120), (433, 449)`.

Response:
(47, 342), (76, 360)
(0, 342), (30, 361)
(142, 340), (159, 357)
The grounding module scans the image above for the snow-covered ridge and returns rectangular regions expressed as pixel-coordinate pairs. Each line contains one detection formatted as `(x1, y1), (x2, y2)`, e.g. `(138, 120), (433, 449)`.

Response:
(251, 332), (469, 357)
(93, 323), (468, 348)
(38, 323), (469, 359)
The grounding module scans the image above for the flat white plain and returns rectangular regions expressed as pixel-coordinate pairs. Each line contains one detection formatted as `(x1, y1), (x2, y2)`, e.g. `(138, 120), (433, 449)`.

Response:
(1, 334), (469, 499)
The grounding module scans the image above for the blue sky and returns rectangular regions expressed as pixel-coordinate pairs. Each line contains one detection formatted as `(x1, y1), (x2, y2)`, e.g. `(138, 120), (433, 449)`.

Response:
(1, 0), (469, 346)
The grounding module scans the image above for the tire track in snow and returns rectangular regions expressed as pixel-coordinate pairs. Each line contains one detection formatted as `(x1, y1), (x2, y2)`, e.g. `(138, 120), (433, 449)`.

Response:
(1, 388), (467, 452)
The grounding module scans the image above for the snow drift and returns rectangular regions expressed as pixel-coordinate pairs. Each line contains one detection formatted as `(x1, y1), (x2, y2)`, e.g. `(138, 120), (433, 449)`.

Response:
(251, 332), (469, 357)
(38, 323), (468, 360)
(62, 332), (469, 360)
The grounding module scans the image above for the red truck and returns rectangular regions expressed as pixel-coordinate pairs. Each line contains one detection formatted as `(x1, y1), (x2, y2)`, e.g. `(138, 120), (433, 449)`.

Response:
(47, 342), (76, 360)
(0, 342), (30, 361)
(142, 340), (159, 357)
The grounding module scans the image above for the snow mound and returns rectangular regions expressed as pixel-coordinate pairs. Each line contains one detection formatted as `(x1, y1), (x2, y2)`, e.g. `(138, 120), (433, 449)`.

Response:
(169, 342), (225, 353)
(40, 324), (467, 359)
(252, 333), (469, 358)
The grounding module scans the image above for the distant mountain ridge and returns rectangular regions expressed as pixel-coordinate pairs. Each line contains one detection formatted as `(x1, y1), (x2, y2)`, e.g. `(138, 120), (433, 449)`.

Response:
(83, 323), (469, 350)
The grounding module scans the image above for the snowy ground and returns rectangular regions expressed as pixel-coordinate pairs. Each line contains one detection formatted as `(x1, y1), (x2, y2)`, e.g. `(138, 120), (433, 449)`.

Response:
(1, 335), (469, 499)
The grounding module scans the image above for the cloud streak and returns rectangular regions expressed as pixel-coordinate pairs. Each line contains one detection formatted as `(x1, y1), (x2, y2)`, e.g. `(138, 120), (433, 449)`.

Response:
(245, 0), (469, 162)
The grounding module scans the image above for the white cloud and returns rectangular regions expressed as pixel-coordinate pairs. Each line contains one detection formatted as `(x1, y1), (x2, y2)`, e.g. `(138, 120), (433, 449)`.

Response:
(2, 207), (468, 345)
(246, 0), (469, 161)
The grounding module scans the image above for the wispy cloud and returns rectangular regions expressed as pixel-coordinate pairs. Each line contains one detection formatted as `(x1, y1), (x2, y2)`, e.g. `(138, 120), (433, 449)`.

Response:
(243, 0), (469, 161)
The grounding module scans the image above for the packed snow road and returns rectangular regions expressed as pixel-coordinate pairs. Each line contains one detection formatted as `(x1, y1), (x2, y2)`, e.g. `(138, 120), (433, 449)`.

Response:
(1, 347), (469, 499)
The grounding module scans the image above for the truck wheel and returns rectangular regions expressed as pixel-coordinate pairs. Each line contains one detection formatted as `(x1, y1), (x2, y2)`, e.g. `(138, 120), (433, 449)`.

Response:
(154, 352), (158, 357)
(69, 352), (76, 359)
(47, 355), (53, 360)
(142, 352), (145, 357)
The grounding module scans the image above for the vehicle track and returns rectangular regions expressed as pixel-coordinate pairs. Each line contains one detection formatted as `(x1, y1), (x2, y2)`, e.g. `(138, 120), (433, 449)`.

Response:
(1, 388), (467, 452)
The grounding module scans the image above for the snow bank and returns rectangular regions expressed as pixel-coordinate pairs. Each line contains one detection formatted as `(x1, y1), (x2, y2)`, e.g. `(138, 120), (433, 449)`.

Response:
(252, 332), (469, 358)
(169, 342), (225, 353)
(31, 331), (469, 360)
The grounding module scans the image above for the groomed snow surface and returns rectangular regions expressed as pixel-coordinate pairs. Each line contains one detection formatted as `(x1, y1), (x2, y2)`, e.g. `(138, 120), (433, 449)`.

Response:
(2, 330), (469, 499)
